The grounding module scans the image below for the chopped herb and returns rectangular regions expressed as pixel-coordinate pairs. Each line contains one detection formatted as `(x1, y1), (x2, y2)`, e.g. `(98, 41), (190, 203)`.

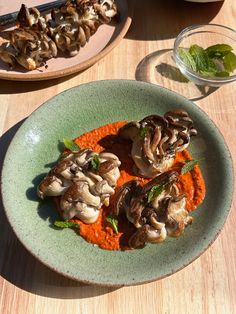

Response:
(139, 127), (148, 139)
(178, 43), (236, 78)
(63, 138), (81, 151)
(181, 159), (199, 174)
(54, 220), (80, 229)
(106, 216), (119, 234)
(90, 154), (100, 170)
(147, 183), (167, 203)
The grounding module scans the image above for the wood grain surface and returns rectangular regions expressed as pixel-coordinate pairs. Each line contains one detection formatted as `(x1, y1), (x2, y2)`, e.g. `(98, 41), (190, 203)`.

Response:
(0, 0), (236, 313)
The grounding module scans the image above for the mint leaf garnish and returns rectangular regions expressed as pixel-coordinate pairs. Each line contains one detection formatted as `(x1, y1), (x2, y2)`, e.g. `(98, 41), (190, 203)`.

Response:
(54, 220), (80, 229)
(147, 183), (166, 203)
(90, 154), (100, 170)
(106, 216), (119, 234)
(63, 138), (80, 151)
(139, 127), (148, 139)
(181, 159), (199, 174)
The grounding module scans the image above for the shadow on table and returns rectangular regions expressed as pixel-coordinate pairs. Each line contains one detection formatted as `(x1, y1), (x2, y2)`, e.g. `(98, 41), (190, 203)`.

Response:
(126, 0), (224, 41)
(0, 121), (120, 299)
(0, 70), (84, 95)
(135, 49), (219, 101)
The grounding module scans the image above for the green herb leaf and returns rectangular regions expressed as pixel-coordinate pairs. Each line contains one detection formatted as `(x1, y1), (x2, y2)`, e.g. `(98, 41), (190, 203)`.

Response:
(215, 71), (230, 77)
(63, 138), (81, 151)
(206, 44), (233, 58)
(106, 216), (119, 234)
(223, 51), (236, 73)
(90, 154), (100, 170)
(54, 220), (80, 229)
(200, 70), (217, 77)
(139, 127), (148, 139)
(181, 159), (199, 174)
(178, 47), (197, 71)
(147, 183), (166, 203)
(179, 43), (235, 77)
(189, 44), (214, 72)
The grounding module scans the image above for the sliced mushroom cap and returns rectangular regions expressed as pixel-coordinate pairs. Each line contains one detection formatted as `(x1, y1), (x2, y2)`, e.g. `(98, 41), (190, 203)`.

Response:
(165, 196), (193, 237)
(97, 153), (121, 187)
(52, 159), (78, 180)
(128, 221), (166, 248)
(0, 43), (17, 68)
(114, 180), (142, 216)
(1, 28), (58, 70)
(37, 175), (68, 199)
(74, 148), (94, 167)
(119, 111), (197, 178)
(61, 200), (99, 223)
(118, 121), (140, 141)
(60, 181), (101, 211)
(75, 205), (100, 224)
(146, 220), (167, 243)
(128, 224), (149, 248)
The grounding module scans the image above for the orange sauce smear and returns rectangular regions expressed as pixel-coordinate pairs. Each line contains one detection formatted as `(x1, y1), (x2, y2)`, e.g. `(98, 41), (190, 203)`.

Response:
(66, 121), (205, 250)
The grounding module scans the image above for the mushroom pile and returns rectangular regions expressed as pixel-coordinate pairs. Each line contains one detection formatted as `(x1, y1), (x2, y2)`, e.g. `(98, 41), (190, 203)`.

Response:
(118, 110), (197, 178)
(0, 0), (118, 70)
(48, 0), (118, 56)
(0, 28), (57, 70)
(115, 170), (193, 248)
(38, 148), (121, 224)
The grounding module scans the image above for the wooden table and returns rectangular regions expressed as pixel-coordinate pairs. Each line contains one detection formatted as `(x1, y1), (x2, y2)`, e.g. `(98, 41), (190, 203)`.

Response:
(0, 0), (236, 313)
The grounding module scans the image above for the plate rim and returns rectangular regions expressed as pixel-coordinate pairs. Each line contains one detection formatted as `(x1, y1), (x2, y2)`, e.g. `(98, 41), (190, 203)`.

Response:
(1, 79), (234, 286)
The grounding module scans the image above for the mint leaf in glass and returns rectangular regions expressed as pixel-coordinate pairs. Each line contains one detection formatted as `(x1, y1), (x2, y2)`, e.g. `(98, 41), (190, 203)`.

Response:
(178, 47), (197, 71)
(189, 44), (214, 72)
(206, 44), (233, 58)
(223, 51), (236, 73)
(215, 71), (230, 77)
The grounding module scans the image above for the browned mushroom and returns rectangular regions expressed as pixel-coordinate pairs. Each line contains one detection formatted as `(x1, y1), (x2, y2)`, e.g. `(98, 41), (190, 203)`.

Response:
(37, 175), (70, 199)
(164, 196), (193, 237)
(17, 4), (48, 31)
(114, 170), (192, 248)
(60, 181), (100, 223)
(118, 111), (197, 178)
(37, 147), (121, 223)
(0, 1), (118, 70)
(0, 28), (57, 70)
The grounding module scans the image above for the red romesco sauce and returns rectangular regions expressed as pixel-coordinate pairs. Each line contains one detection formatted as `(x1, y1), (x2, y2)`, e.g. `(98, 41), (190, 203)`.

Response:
(61, 121), (206, 250)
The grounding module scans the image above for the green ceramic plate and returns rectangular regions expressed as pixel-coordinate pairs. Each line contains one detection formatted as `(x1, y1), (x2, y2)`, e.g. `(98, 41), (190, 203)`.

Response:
(1, 80), (233, 286)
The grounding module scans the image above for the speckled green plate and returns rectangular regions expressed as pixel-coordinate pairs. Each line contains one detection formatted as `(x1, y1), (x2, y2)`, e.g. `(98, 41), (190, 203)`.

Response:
(1, 80), (234, 286)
